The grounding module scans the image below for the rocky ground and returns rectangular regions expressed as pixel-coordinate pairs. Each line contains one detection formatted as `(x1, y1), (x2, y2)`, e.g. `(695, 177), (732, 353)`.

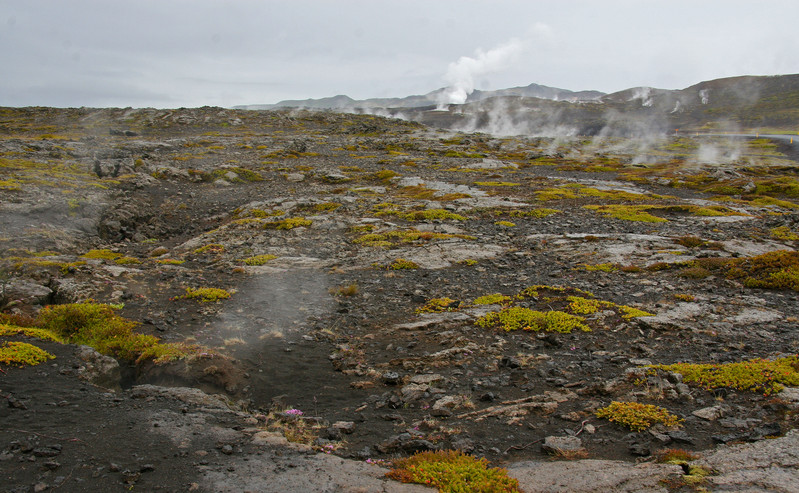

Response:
(1, 106), (798, 492)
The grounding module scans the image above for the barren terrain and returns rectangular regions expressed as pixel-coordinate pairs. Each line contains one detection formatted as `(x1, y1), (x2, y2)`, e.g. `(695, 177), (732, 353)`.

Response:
(1, 106), (798, 492)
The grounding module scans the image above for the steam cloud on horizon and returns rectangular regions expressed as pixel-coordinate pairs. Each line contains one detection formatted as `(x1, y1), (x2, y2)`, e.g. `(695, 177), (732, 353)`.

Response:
(437, 24), (551, 108)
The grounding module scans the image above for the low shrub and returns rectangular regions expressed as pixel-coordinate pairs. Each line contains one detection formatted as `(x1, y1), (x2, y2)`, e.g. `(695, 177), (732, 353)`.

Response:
(37, 302), (208, 364)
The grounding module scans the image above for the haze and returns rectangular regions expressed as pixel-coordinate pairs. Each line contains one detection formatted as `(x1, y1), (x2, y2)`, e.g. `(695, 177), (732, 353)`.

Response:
(1, 0), (797, 108)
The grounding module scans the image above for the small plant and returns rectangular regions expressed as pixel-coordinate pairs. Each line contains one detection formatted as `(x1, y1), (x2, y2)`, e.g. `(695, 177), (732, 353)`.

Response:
(354, 229), (475, 249)
(114, 256), (141, 265)
(654, 448), (700, 464)
(193, 243), (225, 254)
(263, 217), (312, 230)
(673, 293), (696, 302)
(577, 263), (618, 272)
(771, 226), (799, 241)
(81, 249), (123, 260)
(242, 254), (277, 266)
(386, 450), (521, 493)
(402, 209), (467, 221)
(389, 258), (420, 270)
(155, 258), (185, 265)
(265, 407), (324, 446)
(175, 287), (232, 302)
(330, 283), (359, 296)
(675, 235), (706, 248)
(595, 401), (683, 431)
(472, 293), (512, 306)
(495, 220), (516, 227)
(677, 266), (712, 279)
(416, 297), (460, 313)
(0, 341), (55, 367)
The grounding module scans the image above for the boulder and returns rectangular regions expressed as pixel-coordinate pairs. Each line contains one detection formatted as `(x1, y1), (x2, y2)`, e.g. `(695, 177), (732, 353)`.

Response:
(75, 346), (121, 391)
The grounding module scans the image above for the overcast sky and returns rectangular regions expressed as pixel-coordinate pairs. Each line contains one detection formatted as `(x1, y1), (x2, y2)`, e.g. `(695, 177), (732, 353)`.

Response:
(2, 0), (798, 108)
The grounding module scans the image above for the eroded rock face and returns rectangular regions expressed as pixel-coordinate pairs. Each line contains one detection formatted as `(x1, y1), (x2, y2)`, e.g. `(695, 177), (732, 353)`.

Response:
(75, 345), (121, 391)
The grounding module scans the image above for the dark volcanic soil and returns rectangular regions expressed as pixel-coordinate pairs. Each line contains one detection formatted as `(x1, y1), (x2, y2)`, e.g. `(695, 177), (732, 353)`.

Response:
(1, 106), (798, 492)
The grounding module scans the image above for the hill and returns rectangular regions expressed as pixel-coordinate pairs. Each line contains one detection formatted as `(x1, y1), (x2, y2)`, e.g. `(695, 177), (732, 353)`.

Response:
(239, 74), (799, 136)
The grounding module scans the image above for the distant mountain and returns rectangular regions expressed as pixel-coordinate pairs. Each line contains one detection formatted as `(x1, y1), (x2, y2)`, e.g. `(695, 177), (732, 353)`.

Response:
(236, 74), (799, 136)
(233, 82), (604, 111)
(406, 74), (799, 136)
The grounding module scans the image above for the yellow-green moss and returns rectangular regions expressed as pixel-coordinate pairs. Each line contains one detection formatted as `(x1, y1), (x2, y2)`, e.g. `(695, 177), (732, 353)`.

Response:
(175, 287), (232, 302)
(242, 254), (277, 266)
(595, 401), (683, 431)
(81, 249), (123, 260)
(472, 294), (513, 306)
(193, 243), (225, 254)
(353, 229), (475, 248)
(584, 205), (668, 223)
(401, 209), (467, 221)
(155, 258), (185, 265)
(416, 297), (460, 313)
(0, 324), (63, 343)
(476, 307), (590, 333)
(536, 187), (578, 201)
(37, 302), (206, 364)
(386, 450), (521, 492)
(114, 256), (141, 265)
(388, 258), (420, 270)
(567, 296), (603, 315)
(263, 217), (312, 230)
(772, 226), (799, 241)
(0, 341), (55, 367)
(474, 181), (520, 187)
(648, 355), (799, 395)
(314, 202), (342, 212)
(495, 220), (516, 227)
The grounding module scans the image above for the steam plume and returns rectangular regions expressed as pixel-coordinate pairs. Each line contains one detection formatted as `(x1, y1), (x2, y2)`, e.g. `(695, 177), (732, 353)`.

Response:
(438, 37), (529, 108)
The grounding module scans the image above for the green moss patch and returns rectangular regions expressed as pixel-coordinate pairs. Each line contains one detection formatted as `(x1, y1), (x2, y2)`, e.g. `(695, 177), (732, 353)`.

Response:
(0, 324), (63, 343)
(649, 250), (799, 291)
(476, 307), (590, 333)
(263, 217), (312, 230)
(648, 355), (799, 395)
(353, 228), (475, 249)
(386, 450), (521, 493)
(0, 341), (55, 367)
(174, 287), (232, 302)
(241, 254), (277, 266)
(595, 401), (683, 431)
(37, 303), (206, 364)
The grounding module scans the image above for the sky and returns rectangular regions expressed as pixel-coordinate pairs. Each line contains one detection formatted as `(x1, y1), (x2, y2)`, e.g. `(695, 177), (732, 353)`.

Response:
(1, 0), (798, 108)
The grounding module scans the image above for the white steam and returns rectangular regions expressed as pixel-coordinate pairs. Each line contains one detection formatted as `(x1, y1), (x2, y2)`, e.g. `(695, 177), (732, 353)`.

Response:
(438, 28), (544, 108)
(629, 87), (653, 107)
